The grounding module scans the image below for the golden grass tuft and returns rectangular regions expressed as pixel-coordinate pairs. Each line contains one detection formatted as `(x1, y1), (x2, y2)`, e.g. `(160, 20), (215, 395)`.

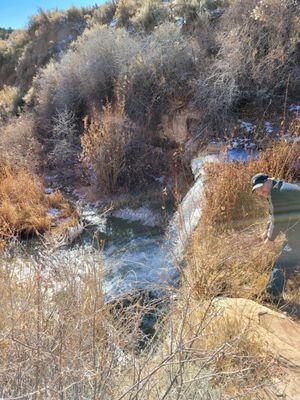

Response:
(0, 168), (76, 241)
(186, 224), (280, 301)
(0, 168), (51, 237)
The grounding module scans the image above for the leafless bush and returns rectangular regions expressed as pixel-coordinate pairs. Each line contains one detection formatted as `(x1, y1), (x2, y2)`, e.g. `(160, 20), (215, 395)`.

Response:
(0, 85), (21, 123)
(198, 0), (300, 127)
(35, 26), (138, 124)
(0, 114), (40, 172)
(124, 23), (198, 130)
(0, 249), (133, 398)
(81, 102), (132, 194)
(49, 108), (80, 165)
(0, 244), (274, 399)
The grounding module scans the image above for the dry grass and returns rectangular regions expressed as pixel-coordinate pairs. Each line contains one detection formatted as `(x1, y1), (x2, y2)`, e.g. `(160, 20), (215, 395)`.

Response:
(0, 114), (41, 173)
(81, 102), (132, 194)
(202, 141), (299, 228)
(175, 295), (276, 399)
(0, 168), (76, 241)
(185, 140), (299, 304)
(186, 224), (279, 301)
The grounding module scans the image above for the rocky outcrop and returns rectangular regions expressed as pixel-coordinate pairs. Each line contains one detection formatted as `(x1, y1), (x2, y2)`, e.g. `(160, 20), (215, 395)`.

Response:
(210, 298), (300, 400)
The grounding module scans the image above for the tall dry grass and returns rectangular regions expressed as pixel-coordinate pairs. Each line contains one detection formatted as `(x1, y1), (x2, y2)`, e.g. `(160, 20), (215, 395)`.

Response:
(81, 102), (132, 194)
(0, 168), (75, 241)
(202, 141), (299, 228)
(185, 140), (299, 303)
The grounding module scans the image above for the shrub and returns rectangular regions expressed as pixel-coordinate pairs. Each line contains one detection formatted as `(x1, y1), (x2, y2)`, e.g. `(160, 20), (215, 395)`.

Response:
(0, 30), (29, 88)
(173, 0), (230, 27)
(81, 102), (132, 194)
(91, 1), (117, 26)
(131, 0), (171, 32)
(0, 85), (21, 123)
(0, 114), (40, 172)
(1, 7), (93, 91)
(16, 8), (89, 90)
(35, 26), (138, 123)
(124, 23), (198, 129)
(198, 0), (300, 126)
(49, 108), (80, 165)
(0, 27), (13, 40)
(115, 0), (137, 28)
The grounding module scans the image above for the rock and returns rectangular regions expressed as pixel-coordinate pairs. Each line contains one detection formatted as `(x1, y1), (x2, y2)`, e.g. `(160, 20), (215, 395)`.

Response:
(197, 298), (300, 400)
(160, 108), (198, 145)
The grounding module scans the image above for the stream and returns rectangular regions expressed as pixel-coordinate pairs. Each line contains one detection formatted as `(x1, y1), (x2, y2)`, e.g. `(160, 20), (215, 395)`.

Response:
(9, 148), (257, 307)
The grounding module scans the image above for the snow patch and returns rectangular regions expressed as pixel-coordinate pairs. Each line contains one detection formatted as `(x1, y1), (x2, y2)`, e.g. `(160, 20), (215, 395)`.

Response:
(288, 104), (300, 112)
(264, 121), (273, 134)
(48, 208), (60, 217)
(239, 121), (256, 133)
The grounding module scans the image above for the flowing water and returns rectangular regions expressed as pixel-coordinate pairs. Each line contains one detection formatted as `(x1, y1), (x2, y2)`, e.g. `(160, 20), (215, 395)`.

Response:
(11, 149), (256, 302)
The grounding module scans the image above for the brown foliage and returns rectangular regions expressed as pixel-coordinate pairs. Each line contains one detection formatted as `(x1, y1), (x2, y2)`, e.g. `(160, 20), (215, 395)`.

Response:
(0, 168), (75, 240)
(202, 141), (299, 228)
(185, 141), (299, 303)
(81, 102), (132, 194)
(0, 114), (41, 173)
